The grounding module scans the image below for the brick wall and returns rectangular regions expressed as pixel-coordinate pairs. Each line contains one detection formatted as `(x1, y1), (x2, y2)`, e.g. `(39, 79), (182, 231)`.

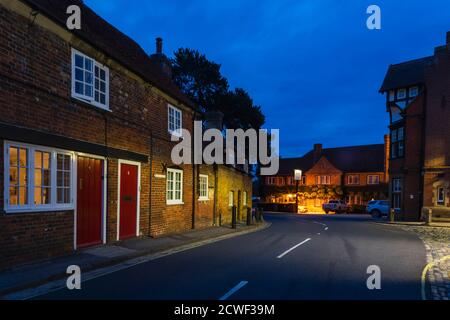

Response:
(422, 42), (450, 212)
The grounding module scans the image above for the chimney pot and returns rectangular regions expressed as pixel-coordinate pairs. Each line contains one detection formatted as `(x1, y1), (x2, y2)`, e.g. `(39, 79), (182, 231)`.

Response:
(156, 37), (163, 54)
(313, 143), (323, 163)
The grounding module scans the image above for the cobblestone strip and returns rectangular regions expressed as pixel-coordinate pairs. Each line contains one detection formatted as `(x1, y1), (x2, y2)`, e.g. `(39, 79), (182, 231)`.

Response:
(400, 226), (450, 300)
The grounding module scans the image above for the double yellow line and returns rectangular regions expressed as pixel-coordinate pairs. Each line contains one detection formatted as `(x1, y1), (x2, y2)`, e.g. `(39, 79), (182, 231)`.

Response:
(421, 255), (450, 300)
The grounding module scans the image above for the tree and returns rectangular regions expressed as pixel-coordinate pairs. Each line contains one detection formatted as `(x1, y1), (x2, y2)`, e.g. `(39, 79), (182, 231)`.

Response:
(172, 48), (228, 113)
(172, 48), (265, 129)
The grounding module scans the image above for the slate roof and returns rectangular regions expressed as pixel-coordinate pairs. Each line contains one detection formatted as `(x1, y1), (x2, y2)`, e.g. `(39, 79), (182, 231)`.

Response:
(379, 56), (434, 92)
(22, 0), (195, 109)
(277, 144), (385, 176)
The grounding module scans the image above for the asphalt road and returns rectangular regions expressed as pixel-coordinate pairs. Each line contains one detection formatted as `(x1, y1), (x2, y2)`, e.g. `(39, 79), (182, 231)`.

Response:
(35, 213), (427, 300)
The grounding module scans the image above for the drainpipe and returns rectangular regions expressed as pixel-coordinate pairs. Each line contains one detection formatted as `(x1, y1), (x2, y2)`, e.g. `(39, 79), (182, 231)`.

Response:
(213, 163), (219, 226)
(418, 89), (428, 221)
(148, 131), (153, 237)
(191, 112), (197, 230)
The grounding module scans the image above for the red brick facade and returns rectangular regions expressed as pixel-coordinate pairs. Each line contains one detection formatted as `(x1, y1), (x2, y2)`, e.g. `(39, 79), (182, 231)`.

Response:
(0, 1), (252, 270)
(262, 143), (388, 213)
(381, 32), (450, 221)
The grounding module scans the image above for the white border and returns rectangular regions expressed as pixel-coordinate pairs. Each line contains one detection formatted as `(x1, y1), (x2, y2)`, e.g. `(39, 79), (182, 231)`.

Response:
(3, 141), (76, 213)
(71, 48), (110, 111)
(116, 160), (141, 241)
(198, 174), (209, 201)
(166, 168), (184, 205)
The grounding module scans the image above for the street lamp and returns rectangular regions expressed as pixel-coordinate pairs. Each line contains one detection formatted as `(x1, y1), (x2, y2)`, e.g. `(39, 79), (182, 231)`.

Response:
(294, 169), (302, 214)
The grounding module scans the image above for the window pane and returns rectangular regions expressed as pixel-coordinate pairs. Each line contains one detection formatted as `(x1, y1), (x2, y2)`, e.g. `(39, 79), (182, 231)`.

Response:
(75, 81), (84, 95)
(100, 94), (106, 105)
(9, 168), (18, 185)
(19, 187), (28, 205)
(35, 151), (42, 168)
(57, 188), (63, 204)
(9, 187), (18, 205)
(35, 169), (42, 186)
(43, 187), (51, 204)
(100, 69), (106, 80)
(85, 72), (93, 85)
(75, 54), (83, 68)
(85, 58), (93, 71)
(34, 187), (42, 205)
(75, 68), (84, 81)
(9, 147), (18, 166)
(19, 148), (27, 167)
(85, 84), (93, 97)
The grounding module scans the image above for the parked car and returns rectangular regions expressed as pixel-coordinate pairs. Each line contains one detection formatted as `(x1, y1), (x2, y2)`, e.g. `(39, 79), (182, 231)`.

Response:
(322, 200), (349, 214)
(367, 200), (390, 218)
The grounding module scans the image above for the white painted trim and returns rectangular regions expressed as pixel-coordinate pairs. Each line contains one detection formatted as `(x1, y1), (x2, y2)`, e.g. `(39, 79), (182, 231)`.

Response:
(198, 174), (209, 201)
(117, 160), (141, 241)
(71, 48), (110, 111)
(166, 168), (183, 205)
(3, 141), (76, 213)
(167, 104), (183, 137)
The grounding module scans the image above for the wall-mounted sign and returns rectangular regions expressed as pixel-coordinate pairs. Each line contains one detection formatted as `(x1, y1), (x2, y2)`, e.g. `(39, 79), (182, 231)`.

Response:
(294, 170), (302, 181)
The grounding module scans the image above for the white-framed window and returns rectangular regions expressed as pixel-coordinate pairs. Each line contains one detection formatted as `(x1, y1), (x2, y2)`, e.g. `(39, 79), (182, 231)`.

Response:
(168, 104), (182, 136)
(409, 86), (419, 98)
(389, 90), (395, 102)
(347, 175), (360, 185)
(199, 174), (209, 201)
(166, 168), (183, 205)
(316, 175), (331, 185)
(437, 187), (445, 206)
(397, 88), (407, 99)
(367, 175), (380, 185)
(4, 142), (74, 213)
(71, 49), (109, 110)
(229, 191), (234, 207)
(392, 178), (402, 210)
(243, 191), (248, 206)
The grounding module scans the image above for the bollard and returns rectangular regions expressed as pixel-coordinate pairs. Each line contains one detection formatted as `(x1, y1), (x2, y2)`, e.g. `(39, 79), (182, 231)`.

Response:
(246, 207), (252, 226)
(389, 208), (395, 222)
(427, 208), (433, 225)
(232, 206), (237, 229)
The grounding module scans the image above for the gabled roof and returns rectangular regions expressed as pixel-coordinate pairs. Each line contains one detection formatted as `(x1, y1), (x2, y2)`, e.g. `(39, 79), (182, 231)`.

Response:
(277, 144), (385, 176)
(22, 0), (195, 109)
(379, 56), (434, 92)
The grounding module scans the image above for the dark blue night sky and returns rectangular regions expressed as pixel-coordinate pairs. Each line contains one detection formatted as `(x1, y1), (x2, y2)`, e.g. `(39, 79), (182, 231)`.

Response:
(85, 0), (450, 157)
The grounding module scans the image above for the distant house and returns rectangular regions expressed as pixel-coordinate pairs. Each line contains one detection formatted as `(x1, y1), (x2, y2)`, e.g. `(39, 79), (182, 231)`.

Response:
(379, 32), (450, 221)
(261, 143), (389, 213)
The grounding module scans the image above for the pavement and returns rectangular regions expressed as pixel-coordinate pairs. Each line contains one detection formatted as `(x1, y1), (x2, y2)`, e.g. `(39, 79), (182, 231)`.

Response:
(0, 221), (268, 299)
(5, 212), (432, 300)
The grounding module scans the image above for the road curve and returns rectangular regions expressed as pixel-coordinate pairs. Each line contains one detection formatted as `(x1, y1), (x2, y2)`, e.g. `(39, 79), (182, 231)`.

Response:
(35, 213), (427, 300)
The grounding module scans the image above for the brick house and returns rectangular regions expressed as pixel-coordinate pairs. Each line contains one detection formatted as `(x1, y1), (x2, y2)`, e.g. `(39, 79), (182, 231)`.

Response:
(261, 143), (389, 213)
(0, 0), (252, 270)
(380, 32), (450, 221)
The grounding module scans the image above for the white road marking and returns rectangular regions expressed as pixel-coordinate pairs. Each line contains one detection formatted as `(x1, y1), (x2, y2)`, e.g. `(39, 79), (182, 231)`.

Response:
(317, 233), (321, 235)
(277, 238), (311, 259)
(325, 227), (329, 231)
(219, 281), (248, 300)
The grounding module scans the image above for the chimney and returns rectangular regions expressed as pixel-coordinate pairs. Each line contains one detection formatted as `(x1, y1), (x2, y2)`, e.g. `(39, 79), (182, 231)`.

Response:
(156, 37), (163, 54)
(149, 37), (172, 79)
(313, 143), (322, 163)
(204, 111), (224, 131)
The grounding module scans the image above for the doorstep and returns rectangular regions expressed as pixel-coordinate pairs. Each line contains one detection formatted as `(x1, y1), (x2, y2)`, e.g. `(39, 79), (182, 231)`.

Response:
(0, 222), (269, 298)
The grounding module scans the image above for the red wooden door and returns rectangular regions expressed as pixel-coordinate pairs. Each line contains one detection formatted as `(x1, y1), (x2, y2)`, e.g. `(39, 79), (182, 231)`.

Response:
(119, 163), (138, 240)
(77, 156), (103, 248)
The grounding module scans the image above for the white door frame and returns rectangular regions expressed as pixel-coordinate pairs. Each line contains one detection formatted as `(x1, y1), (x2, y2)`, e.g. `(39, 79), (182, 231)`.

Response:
(74, 153), (108, 250)
(117, 159), (141, 241)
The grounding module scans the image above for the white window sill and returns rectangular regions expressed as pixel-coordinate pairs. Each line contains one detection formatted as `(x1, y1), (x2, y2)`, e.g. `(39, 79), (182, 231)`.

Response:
(166, 201), (184, 206)
(168, 130), (183, 138)
(198, 197), (209, 202)
(72, 95), (110, 112)
(4, 206), (75, 214)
